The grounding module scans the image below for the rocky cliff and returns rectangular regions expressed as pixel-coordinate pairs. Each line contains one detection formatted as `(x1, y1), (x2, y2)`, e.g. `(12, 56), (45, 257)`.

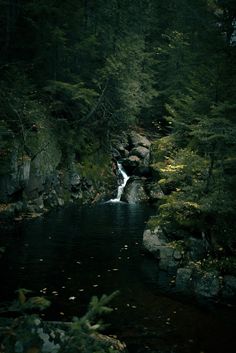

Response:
(0, 119), (116, 220)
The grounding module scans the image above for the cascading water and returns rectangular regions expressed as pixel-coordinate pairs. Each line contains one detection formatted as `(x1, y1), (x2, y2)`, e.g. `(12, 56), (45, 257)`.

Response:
(110, 162), (129, 202)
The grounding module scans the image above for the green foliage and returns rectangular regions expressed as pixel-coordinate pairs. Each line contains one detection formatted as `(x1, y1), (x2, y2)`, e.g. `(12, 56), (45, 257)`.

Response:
(0, 0), (235, 254)
(99, 34), (157, 129)
(0, 291), (120, 353)
(44, 80), (99, 121)
(201, 256), (236, 276)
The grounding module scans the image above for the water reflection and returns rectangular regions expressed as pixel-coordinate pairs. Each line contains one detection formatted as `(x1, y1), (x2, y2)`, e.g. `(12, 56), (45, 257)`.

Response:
(0, 203), (235, 353)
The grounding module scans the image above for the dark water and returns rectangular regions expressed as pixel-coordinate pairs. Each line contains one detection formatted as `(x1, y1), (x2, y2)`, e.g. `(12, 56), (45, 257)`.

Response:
(0, 203), (235, 353)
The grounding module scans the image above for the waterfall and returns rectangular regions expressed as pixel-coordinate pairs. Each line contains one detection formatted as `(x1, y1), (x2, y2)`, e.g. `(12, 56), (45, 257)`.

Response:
(110, 162), (129, 202)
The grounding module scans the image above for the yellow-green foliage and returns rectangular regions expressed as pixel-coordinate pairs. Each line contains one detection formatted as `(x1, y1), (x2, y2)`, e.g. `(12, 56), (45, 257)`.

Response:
(157, 148), (208, 189)
(150, 135), (175, 168)
(76, 152), (114, 187)
(147, 215), (161, 230)
(66, 129), (114, 187)
(159, 196), (202, 229)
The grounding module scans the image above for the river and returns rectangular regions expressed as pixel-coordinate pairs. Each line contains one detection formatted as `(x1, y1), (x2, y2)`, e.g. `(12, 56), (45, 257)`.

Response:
(0, 203), (235, 353)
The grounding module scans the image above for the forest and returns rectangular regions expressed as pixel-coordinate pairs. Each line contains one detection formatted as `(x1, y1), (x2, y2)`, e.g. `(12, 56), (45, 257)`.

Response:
(0, 1), (236, 353)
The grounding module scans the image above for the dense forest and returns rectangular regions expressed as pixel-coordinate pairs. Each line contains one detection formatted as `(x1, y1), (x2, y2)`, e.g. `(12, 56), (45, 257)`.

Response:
(1, 0), (236, 251)
(0, 0), (236, 352)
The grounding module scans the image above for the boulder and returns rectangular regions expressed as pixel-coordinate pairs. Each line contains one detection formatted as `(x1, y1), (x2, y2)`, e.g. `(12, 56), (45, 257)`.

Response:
(146, 182), (164, 202)
(143, 226), (168, 256)
(158, 246), (175, 271)
(129, 131), (151, 148)
(0, 158), (31, 202)
(58, 198), (65, 207)
(194, 271), (221, 298)
(26, 196), (44, 213)
(43, 190), (59, 209)
(0, 203), (16, 219)
(122, 156), (141, 174)
(70, 173), (81, 190)
(122, 155), (140, 167)
(175, 268), (193, 294)
(32, 196), (44, 210)
(143, 227), (182, 272)
(129, 146), (149, 160)
(121, 178), (149, 203)
(118, 147), (129, 158)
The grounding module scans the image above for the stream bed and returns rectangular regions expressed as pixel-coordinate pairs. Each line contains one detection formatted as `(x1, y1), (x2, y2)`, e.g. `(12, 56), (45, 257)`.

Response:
(0, 203), (235, 353)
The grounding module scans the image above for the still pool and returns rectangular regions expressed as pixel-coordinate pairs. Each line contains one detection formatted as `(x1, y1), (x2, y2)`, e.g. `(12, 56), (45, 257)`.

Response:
(0, 203), (235, 352)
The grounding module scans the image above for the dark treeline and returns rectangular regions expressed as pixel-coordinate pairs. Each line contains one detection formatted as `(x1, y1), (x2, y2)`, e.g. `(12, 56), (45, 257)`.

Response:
(0, 0), (236, 251)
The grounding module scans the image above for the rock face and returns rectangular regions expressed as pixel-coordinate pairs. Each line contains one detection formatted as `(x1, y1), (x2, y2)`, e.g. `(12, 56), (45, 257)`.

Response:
(143, 226), (236, 301)
(129, 146), (149, 160)
(145, 182), (164, 202)
(175, 268), (193, 294)
(185, 237), (208, 261)
(129, 131), (151, 148)
(192, 271), (220, 298)
(143, 227), (183, 272)
(113, 130), (152, 178)
(143, 227), (168, 255)
(112, 130), (154, 204)
(0, 128), (116, 219)
(122, 155), (141, 171)
(121, 177), (149, 204)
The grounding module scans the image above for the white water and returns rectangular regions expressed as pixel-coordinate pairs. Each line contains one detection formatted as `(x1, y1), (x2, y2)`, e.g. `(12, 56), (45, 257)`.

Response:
(110, 162), (130, 202)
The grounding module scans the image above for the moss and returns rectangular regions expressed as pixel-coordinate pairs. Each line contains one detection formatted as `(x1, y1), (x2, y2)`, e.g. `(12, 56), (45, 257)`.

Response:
(150, 136), (175, 164)
(147, 215), (161, 230)
(75, 145), (115, 188)
(168, 240), (185, 252)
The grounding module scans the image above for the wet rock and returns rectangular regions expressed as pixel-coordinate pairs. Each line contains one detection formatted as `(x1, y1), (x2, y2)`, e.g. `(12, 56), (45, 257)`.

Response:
(143, 227), (168, 257)
(119, 147), (129, 158)
(173, 249), (182, 260)
(158, 246), (181, 272)
(158, 243), (182, 273)
(175, 268), (193, 293)
(26, 196), (44, 213)
(129, 131), (151, 148)
(123, 155), (141, 168)
(18, 159), (31, 184)
(33, 196), (44, 210)
(0, 203), (16, 219)
(143, 227), (182, 272)
(111, 147), (121, 159)
(58, 198), (65, 207)
(129, 146), (149, 160)
(71, 192), (83, 200)
(25, 174), (45, 198)
(0, 158), (31, 202)
(146, 182), (164, 202)
(70, 173), (81, 190)
(194, 271), (220, 298)
(44, 190), (59, 209)
(222, 275), (236, 298)
(122, 177), (149, 203)
(14, 201), (24, 213)
(133, 166), (152, 178)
